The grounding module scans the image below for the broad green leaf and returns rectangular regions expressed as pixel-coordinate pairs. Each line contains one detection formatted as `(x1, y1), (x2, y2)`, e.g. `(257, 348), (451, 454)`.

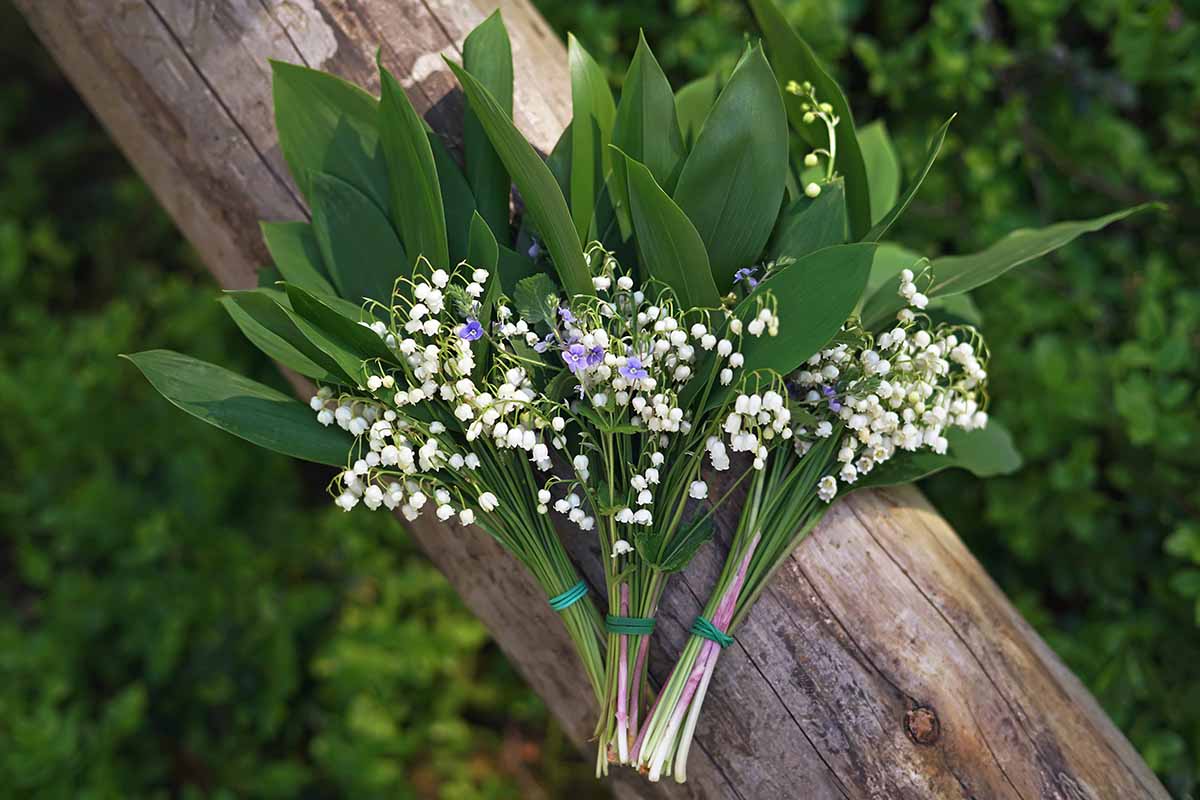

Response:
(699, 244), (874, 410)
(468, 212), (501, 379)
(853, 421), (1022, 489)
(858, 121), (900, 225)
(260, 221), (336, 296)
(270, 61), (389, 212)
(547, 123), (572, 200)
(862, 203), (1158, 327)
(769, 178), (847, 261)
(619, 150), (719, 309)
(864, 115), (953, 242)
(675, 73), (722, 149)
(497, 245), (543, 296)
(610, 33), (686, 237)
(928, 292), (983, 327)
(428, 131), (479, 264)
(463, 11), (513, 237)
(446, 60), (593, 299)
(220, 290), (342, 383)
(310, 171), (407, 305)
(379, 61), (449, 268)
(748, 0), (872, 239)
(284, 283), (398, 377)
(568, 35), (617, 242)
(123, 350), (352, 467)
(672, 45), (788, 293)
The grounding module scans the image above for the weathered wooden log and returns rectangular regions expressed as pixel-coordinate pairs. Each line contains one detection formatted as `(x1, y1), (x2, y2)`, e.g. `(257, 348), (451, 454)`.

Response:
(16, 2), (1169, 798)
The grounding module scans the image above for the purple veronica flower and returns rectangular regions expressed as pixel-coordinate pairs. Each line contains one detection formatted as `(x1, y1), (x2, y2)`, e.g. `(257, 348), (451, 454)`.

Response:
(558, 305), (576, 324)
(527, 239), (542, 259)
(458, 318), (483, 341)
(562, 342), (589, 373)
(733, 267), (759, 288)
(533, 334), (553, 354)
(586, 345), (605, 367)
(820, 385), (843, 412)
(619, 356), (649, 381)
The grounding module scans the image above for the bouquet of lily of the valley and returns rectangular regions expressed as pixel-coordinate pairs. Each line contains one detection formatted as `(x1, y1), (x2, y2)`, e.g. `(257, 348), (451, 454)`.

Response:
(125, 1), (1155, 785)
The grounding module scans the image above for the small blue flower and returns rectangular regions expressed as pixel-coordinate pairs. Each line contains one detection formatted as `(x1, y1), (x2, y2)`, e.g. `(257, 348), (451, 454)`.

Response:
(586, 345), (605, 367)
(458, 318), (483, 341)
(527, 239), (542, 260)
(558, 305), (576, 324)
(562, 342), (589, 373)
(733, 267), (759, 288)
(619, 356), (649, 381)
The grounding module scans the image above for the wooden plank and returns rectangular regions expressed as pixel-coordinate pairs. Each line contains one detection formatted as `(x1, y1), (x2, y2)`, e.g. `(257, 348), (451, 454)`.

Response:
(15, 2), (1169, 798)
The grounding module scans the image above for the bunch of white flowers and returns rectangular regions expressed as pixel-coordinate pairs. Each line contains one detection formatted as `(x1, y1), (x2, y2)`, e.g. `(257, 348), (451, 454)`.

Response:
(791, 269), (990, 503)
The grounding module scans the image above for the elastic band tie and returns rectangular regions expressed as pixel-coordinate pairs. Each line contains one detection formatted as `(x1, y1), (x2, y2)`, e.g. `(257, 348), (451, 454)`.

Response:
(548, 580), (588, 612)
(605, 614), (656, 636)
(690, 616), (734, 648)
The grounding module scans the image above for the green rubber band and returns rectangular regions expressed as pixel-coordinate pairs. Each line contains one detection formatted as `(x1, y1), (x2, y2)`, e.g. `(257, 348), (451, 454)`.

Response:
(605, 614), (656, 636)
(548, 580), (588, 612)
(690, 616), (734, 648)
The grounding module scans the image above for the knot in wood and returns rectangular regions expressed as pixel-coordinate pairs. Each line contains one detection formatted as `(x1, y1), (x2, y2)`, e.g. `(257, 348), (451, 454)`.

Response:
(905, 706), (940, 745)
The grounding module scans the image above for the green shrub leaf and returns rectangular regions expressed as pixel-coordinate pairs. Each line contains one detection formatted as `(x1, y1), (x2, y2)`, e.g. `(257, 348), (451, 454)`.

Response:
(122, 350), (351, 466)
(568, 35), (617, 242)
(446, 60), (593, 299)
(618, 149), (719, 309)
(310, 171), (407, 305)
(270, 61), (389, 212)
(378, 61), (448, 269)
(463, 11), (513, 237)
(748, 0), (871, 240)
(672, 45), (788, 293)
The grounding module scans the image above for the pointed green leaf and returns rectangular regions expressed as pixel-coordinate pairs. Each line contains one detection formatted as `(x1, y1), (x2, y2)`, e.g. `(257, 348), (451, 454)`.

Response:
(673, 46), (787, 293)
(619, 149), (720, 309)
(468, 212), (501, 378)
(748, 0), (871, 240)
(463, 11), (513, 236)
(310, 171), (407, 304)
(270, 61), (389, 212)
(568, 35), (617, 242)
(379, 61), (448, 268)
(769, 178), (847, 261)
(674, 73), (722, 149)
(260, 221), (336, 296)
(864, 115), (953, 242)
(862, 203), (1158, 327)
(284, 284), (397, 383)
(446, 59), (593, 298)
(123, 350), (352, 466)
(428, 130), (480, 264)
(221, 290), (341, 383)
(610, 33), (686, 237)
(854, 421), (1022, 489)
(859, 121), (900, 225)
(497, 245), (542, 296)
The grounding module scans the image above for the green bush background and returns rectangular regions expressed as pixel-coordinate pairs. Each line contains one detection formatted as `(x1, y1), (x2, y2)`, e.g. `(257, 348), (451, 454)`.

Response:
(2, 0), (1197, 796)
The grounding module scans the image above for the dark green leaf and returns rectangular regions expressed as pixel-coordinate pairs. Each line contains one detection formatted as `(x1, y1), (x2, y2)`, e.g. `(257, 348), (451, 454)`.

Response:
(618, 149), (720, 309)
(674, 73), (722, 149)
(864, 115), (953, 242)
(310, 171), (407, 305)
(497, 245), (543, 296)
(123, 350), (351, 466)
(446, 60), (593, 298)
(284, 284), (397, 384)
(748, 0), (872, 239)
(854, 421), (1022, 489)
(428, 131), (479, 264)
(610, 33), (685, 237)
(468, 212), (501, 379)
(260, 221), (336, 296)
(220, 290), (342, 383)
(769, 178), (847, 261)
(270, 61), (389, 212)
(379, 61), (449, 268)
(858, 121), (900, 225)
(672, 45), (788, 293)
(568, 34), (617, 242)
(463, 11), (513, 236)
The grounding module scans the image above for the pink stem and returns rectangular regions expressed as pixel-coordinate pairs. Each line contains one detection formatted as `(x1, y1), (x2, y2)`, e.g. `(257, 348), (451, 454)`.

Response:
(629, 681), (664, 764)
(615, 585), (630, 747)
(629, 632), (651, 736)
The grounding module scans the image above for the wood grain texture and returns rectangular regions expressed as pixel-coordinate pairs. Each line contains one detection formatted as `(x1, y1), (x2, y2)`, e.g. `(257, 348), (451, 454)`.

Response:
(15, 2), (1168, 798)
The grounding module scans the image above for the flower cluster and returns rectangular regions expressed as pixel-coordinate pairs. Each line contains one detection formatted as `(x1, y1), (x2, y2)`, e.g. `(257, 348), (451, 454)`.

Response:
(791, 268), (990, 503)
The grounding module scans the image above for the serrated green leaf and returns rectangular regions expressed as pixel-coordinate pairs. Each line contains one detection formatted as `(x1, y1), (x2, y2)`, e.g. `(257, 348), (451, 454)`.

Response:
(748, 0), (872, 240)
(859, 121), (900, 225)
(270, 61), (389, 212)
(864, 115), (953, 243)
(379, 60), (448, 268)
(673, 45), (788, 293)
(610, 33), (685, 238)
(260, 221), (336, 296)
(769, 178), (847, 261)
(463, 11), (513, 237)
(446, 60), (593, 299)
(310, 172), (407, 305)
(568, 35), (617, 243)
(862, 203), (1159, 327)
(618, 149), (720, 309)
(513, 273), (560, 327)
(123, 350), (351, 466)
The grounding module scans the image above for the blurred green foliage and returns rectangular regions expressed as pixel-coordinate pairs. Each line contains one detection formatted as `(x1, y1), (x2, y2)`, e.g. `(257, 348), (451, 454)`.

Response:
(0, 5), (596, 797)
(535, 0), (1199, 793)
